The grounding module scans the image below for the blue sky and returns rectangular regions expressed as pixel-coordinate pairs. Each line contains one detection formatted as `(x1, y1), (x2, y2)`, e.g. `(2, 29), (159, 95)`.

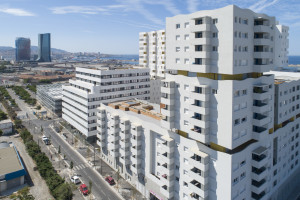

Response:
(0, 0), (299, 55)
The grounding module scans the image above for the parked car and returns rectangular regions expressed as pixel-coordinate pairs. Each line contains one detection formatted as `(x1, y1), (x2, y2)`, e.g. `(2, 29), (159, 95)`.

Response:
(70, 175), (80, 184)
(105, 176), (115, 185)
(42, 136), (50, 145)
(79, 184), (89, 195)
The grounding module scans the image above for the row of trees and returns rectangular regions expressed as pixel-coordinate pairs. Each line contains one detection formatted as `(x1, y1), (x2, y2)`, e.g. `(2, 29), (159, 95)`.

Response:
(19, 127), (73, 200)
(26, 85), (37, 93)
(12, 86), (36, 106)
(0, 87), (18, 120)
(0, 108), (7, 121)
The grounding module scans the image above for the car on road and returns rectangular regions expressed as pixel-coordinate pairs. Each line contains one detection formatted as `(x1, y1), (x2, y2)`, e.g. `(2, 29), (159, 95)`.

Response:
(42, 135), (50, 145)
(70, 175), (80, 184)
(105, 176), (115, 185)
(79, 184), (89, 195)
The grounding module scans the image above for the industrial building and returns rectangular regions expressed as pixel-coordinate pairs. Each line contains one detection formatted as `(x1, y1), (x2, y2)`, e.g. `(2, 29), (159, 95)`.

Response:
(0, 119), (13, 135)
(0, 143), (26, 194)
(36, 83), (63, 117)
(96, 5), (300, 200)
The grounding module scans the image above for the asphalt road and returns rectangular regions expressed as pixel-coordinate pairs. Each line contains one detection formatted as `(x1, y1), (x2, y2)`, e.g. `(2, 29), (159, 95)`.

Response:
(7, 88), (122, 200)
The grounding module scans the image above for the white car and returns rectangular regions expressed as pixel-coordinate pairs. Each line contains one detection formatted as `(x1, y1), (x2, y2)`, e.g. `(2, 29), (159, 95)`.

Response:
(70, 175), (80, 184)
(42, 135), (48, 140)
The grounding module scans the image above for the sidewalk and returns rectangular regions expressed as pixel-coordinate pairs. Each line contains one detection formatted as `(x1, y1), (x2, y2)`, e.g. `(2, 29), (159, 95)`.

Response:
(58, 121), (145, 200)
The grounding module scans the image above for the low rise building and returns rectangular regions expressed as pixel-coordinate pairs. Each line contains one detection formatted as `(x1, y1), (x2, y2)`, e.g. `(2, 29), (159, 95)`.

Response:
(0, 119), (13, 135)
(0, 143), (26, 193)
(36, 84), (63, 117)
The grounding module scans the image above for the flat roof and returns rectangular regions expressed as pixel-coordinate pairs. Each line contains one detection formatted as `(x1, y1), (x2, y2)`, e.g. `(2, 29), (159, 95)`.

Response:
(266, 71), (300, 84)
(76, 64), (146, 71)
(0, 119), (13, 124)
(0, 146), (23, 175)
(107, 99), (164, 121)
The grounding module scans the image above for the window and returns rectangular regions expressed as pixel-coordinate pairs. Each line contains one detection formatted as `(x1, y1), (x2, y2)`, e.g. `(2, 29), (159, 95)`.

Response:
(184, 34), (189, 40)
(234, 17), (237, 23)
(242, 89), (247, 95)
(212, 89), (217, 94)
(176, 177), (179, 181)
(176, 24), (180, 29)
(233, 177), (239, 185)
(213, 18), (218, 24)
(213, 46), (218, 51)
(184, 158), (188, 164)
(195, 45), (203, 51)
(195, 32), (203, 38)
(234, 105), (240, 111)
(234, 31), (237, 38)
(195, 18), (203, 25)
(212, 32), (218, 38)
(184, 146), (188, 151)
(241, 117), (247, 123)
(184, 108), (189, 114)
(234, 119), (240, 125)
(243, 19), (248, 25)
(240, 172), (246, 179)
(184, 22), (189, 28)
(176, 58), (180, 64)
(184, 96), (189, 102)
(184, 46), (189, 52)
(234, 90), (240, 97)
(176, 35), (180, 41)
(183, 170), (188, 175)
(240, 160), (246, 166)
(184, 59), (189, 64)
(242, 46), (248, 52)
(176, 47), (180, 52)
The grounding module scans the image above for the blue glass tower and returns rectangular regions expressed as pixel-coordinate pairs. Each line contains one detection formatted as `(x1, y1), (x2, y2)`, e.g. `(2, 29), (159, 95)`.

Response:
(37, 33), (51, 62)
(15, 37), (31, 61)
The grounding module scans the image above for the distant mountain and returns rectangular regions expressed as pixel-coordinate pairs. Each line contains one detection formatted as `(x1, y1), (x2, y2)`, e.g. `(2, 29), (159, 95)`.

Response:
(0, 46), (69, 54)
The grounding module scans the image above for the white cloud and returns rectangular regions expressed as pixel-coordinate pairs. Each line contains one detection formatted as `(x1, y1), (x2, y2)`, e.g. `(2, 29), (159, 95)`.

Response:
(0, 8), (35, 16)
(187, 0), (199, 13)
(50, 5), (126, 15)
(248, 0), (280, 12)
(143, 0), (181, 15)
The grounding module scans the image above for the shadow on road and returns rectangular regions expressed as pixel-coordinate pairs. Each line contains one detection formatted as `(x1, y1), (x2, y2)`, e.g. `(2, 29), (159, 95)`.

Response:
(19, 155), (34, 187)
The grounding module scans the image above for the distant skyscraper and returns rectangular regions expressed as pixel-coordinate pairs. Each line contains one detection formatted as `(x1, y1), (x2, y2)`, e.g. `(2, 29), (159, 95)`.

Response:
(15, 37), (31, 62)
(37, 33), (51, 62)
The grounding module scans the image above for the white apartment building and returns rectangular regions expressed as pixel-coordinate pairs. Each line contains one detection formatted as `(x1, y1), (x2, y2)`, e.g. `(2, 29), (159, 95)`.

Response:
(96, 5), (300, 200)
(62, 65), (150, 139)
(274, 25), (289, 69)
(139, 30), (167, 79)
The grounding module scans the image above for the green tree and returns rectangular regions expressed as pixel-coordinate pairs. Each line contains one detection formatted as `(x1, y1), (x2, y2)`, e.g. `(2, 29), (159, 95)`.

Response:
(14, 119), (22, 129)
(0, 129), (3, 137)
(70, 161), (73, 170)
(58, 145), (61, 154)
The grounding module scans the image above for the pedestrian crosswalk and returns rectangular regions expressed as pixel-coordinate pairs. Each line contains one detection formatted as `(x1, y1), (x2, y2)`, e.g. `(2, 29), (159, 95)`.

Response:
(74, 163), (89, 171)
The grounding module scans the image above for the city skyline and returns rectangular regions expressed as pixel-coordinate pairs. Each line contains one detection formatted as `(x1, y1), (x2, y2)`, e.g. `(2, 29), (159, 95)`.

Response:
(0, 0), (300, 55)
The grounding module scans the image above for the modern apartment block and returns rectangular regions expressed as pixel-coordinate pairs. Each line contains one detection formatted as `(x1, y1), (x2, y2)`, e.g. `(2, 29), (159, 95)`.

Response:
(96, 5), (300, 200)
(62, 65), (150, 139)
(36, 83), (63, 117)
(139, 30), (167, 79)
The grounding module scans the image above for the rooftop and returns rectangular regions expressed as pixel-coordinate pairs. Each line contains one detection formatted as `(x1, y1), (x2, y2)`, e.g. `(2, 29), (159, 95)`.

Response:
(107, 100), (164, 121)
(76, 64), (147, 71)
(0, 143), (24, 176)
(266, 71), (300, 84)
(37, 84), (63, 99)
(0, 119), (13, 124)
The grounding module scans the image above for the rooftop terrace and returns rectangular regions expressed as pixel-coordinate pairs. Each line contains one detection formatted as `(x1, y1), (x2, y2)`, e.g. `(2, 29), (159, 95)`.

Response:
(107, 100), (164, 121)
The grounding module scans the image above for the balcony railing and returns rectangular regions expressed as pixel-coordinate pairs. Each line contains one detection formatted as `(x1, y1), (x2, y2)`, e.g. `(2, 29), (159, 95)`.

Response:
(252, 166), (266, 175)
(252, 191), (266, 200)
(252, 154), (267, 162)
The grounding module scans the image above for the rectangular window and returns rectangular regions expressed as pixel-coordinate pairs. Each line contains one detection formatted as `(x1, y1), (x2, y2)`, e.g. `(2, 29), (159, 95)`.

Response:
(184, 34), (189, 40)
(176, 24), (180, 29)
(213, 18), (218, 24)
(184, 59), (189, 64)
(212, 32), (218, 38)
(195, 45), (203, 51)
(184, 22), (189, 28)
(176, 47), (180, 52)
(195, 18), (203, 25)
(184, 46), (189, 52)
(243, 19), (248, 24)
(176, 58), (180, 64)
(195, 32), (203, 38)
(176, 35), (180, 41)
(213, 46), (218, 51)
(234, 119), (240, 125)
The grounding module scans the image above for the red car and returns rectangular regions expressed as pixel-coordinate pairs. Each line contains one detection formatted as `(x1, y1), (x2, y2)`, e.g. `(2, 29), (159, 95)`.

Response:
(79, 184), (89, 195)
(105, 176), (115, 185)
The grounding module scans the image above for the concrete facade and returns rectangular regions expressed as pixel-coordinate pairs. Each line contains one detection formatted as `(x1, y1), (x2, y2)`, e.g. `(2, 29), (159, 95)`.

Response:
(62, 65), (150, 138)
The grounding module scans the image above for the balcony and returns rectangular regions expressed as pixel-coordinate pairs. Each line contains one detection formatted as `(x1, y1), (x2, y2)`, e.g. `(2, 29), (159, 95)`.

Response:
(252, 166), (267, 181)
(131, 145), (142, 156)
(160, 174), (175, 188)
(160, 185), (174, 199)
(161, 86), (175, 95)
(189, 179), (208, 199)
(97, 139), (105, 147)
(252, 147), (268, 168)
(160, 117), (175, 129)
(190, 153), (209, 172)
(131, 137), (142, 147)
(252, 179), (267, 194)
(190, 167), (208, 185)
(254, 38), (272, 46)
(251, 191), (266, 200)
(254, 25), (271, 33)
(190, 90), (210, 102)
(191, 23), (211, 32)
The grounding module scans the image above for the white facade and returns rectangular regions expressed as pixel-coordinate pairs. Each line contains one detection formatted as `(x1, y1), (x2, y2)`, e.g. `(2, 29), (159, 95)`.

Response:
(274, 25), (289, 69)
(139, 30), (167, 79)
(96, 5), (300, 200)
(150, 78), (162, 104)
(62, 65), (150, 138)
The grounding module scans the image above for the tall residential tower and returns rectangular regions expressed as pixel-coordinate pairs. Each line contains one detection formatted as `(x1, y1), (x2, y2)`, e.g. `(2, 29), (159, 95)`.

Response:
(97, 5), (299, 200)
